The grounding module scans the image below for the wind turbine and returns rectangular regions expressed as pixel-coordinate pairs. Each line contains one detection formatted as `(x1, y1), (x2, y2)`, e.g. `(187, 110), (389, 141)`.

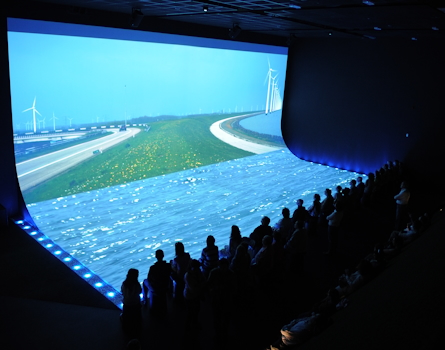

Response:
(22, 97), (41, 133)
(274, 78), (283, 111)
(272, 75), (283, 111)
(264, 59), (277, 115)
(68, 117), (73, 128)
(270, 74), (278, 112)
(50, 112), (58, 131)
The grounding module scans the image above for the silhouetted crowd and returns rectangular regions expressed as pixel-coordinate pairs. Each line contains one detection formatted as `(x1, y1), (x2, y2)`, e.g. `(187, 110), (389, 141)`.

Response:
(119, 160), (433, 349)
(269, 160), (432, 349)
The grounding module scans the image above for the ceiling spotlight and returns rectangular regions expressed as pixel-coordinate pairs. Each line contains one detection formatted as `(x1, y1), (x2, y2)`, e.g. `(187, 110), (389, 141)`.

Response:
(130, 8), (144, 28)
(203, 5), (209, 12)
(229, 24), (242, 40)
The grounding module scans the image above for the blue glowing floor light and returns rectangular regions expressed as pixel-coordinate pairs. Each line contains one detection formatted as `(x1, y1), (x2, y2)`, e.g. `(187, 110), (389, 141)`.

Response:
(14, 218), (123, 309)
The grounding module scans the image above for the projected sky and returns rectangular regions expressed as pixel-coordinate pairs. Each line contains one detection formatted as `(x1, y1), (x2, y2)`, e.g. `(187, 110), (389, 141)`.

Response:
(8, 25), (287, 129)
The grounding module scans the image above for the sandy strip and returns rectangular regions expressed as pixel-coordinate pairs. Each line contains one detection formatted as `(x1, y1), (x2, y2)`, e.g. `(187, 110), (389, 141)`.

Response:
(210, 115), (283, 154)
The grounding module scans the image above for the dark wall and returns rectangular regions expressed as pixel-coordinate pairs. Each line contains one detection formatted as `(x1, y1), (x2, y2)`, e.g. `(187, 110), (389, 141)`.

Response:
(282, 38), (445, 195)
(0, 15), (23, 219)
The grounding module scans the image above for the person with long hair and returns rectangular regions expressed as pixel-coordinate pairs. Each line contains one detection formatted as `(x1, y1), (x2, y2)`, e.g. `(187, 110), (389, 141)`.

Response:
(121, 268), (142, 334)
(171, 242), (191, 302)
(228, 225), (242, 261)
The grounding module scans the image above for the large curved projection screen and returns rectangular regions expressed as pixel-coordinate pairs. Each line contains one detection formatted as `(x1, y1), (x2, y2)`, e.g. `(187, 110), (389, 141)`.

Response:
(8, 18), (359, 291)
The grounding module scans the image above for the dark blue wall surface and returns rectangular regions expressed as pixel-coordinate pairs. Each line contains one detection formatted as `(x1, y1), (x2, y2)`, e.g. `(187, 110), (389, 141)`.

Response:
(282, 38), (445, 189)
(0, 16), (22, 219)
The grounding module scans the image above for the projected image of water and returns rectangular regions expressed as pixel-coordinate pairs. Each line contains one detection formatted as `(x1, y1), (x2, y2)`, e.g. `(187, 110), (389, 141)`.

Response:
(28, 148), (362, 291)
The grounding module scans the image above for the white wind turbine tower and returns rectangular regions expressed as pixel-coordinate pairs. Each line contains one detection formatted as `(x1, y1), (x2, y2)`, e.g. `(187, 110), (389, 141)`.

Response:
(266, 68), (283, 114)
(68, 117), (73, 128)
(37, 117), (45, 130)
(50, 112), (58, 131)
(273, 78), (283, 111)
(270, 74), (278, 112)
(264, 59), (277, 115)
(22, 97), (42, 133)
(271, 74), (282, 112)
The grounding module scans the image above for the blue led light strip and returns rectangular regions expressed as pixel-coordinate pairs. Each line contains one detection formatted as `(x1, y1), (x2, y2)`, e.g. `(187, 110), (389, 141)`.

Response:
(14, 219), (123, 309)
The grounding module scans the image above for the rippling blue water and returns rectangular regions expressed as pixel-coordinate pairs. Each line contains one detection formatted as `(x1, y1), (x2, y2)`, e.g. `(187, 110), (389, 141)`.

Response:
(27, 148), (362, 290)
(239, 111), (282, 137)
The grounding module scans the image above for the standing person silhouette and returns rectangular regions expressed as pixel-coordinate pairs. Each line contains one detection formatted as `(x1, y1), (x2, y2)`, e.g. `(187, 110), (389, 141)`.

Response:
(143, 249), (172, 317)
(199, 235), (219, 279)
(121, 268), (142, 336)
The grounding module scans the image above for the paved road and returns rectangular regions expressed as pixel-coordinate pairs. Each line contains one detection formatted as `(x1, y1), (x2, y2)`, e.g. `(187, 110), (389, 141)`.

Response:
(16, 128), (141, 191)
(210, 115), (283, 154)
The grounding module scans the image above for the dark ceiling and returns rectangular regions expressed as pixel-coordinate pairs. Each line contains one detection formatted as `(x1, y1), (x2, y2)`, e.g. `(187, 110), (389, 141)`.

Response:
(5, 0), (445, 44)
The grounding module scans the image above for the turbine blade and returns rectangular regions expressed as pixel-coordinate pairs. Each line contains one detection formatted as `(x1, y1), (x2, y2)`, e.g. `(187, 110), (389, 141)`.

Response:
(263, 71), (270, 85)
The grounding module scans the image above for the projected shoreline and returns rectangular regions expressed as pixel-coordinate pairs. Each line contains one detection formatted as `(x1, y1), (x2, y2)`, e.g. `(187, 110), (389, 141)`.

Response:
(18, 112), (276, 203)
(210, 113), (284, 154)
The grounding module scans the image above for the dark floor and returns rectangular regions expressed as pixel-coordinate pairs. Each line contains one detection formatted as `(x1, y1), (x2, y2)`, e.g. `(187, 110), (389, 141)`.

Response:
(1, 193), (444, 350)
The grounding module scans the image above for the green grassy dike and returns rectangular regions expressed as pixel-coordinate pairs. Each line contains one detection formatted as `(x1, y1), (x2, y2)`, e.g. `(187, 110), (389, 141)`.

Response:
(23, 114), (253, 203)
